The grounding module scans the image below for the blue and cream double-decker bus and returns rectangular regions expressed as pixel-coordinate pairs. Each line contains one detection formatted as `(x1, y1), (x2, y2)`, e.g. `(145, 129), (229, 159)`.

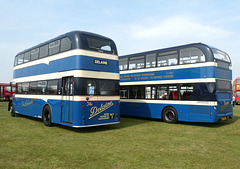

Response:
(9, 31), (120, 127)
(119, 43), (232, 123)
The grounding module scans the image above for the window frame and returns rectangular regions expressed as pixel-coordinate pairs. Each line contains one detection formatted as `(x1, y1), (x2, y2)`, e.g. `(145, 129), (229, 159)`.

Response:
(180, 47), (206, 65)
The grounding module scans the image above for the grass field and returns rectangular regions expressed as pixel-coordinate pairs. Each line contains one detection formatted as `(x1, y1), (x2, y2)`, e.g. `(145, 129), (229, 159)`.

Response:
(0, 102), (240, 169)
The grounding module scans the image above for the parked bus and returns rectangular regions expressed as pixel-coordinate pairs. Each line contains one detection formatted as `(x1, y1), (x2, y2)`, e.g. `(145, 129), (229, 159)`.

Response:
(119, 43), (232, 123)
(0, 83), (16, 101)
(9, 31), (120, 127)
(233, 77), (240, 105)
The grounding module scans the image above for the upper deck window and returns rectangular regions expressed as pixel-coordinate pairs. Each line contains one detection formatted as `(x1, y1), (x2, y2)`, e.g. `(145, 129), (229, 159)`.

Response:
(60, 37), (72, 52)
(119, 58), (128, 70)
(14, 56), (18, 66)
(212, 48), (230, 63)
(129, 56), (145, 70)
(31, 48), (39, 60)
(180, 47), (205, 64)
(146, 53), (156, 68)
(83, 35), (116, 54)
(49, 40), (60, 55)
(23, 51), (31, 63)
(17, 54), (24, 65)
(157, 51), (178, 66)
(39, 44), (49, 58)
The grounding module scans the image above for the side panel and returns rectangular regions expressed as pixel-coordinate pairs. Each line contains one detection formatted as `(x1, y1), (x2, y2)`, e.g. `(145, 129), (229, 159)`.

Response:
(120, 101), (218, 123)
(14, 97), (44, 118)
(188, 105), (211, 122)
(120, 66), (216, 83)
(13, 96), (120, 127)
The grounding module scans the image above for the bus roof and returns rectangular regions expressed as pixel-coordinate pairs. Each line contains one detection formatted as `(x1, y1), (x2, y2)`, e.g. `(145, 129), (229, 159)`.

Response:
(16, 31), (115, 56)
(122, 43), (228, 61)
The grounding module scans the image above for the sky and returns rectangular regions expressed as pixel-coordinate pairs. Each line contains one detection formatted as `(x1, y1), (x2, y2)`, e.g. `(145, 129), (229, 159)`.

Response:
(0, 0), (239, 83)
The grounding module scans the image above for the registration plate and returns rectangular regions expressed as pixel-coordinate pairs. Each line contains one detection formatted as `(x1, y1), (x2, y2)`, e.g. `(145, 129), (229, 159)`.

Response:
(221, 117), (227, 121)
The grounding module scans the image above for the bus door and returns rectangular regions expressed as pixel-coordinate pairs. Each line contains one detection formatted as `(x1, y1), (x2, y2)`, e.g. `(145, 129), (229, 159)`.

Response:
(61, 77), (74, 124)
(84, 79), (99, 125)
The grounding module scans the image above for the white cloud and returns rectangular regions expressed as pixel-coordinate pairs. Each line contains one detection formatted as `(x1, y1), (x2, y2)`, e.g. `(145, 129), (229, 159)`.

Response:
(112, 16), (233, 55)
(111, 16), (239, 80)
(130, 16), (232, 40)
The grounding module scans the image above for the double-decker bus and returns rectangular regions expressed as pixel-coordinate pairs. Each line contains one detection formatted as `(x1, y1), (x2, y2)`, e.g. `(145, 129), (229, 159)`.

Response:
(119, 43), (232, 123)
(233, 77), (240, 105)
(9, 31), (120, 127)
(0, 83), (16, 101)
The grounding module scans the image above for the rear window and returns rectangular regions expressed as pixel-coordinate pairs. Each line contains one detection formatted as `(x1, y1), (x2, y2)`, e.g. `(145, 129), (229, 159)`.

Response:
(83, 35), (116, 55)
(216, 80), (231, 90)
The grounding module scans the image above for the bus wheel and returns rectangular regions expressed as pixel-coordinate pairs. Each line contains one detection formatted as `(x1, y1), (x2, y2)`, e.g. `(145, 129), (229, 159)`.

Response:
(162, 107), (178, 124)
(10, 102), (16, 117)
(42, 106), (53, 127)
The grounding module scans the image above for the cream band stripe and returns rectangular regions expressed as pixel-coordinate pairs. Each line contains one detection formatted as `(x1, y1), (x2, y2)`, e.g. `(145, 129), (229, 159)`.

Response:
(15, 94), (120, 102)
(120, 62), (217, 74)
(120, 99), (217, 106)
(120, 78), (216, 86)
(14, 49), (118, 70)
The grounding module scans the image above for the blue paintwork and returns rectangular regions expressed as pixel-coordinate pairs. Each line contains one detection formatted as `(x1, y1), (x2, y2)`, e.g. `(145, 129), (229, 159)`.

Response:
(14, 55), (119, 79)
(14, 97), (120, 127)
(120, 101), (233, 123)
(119, 43), (233, 123)
(120, 64), (233, 123)
(121, 66), (232, 83)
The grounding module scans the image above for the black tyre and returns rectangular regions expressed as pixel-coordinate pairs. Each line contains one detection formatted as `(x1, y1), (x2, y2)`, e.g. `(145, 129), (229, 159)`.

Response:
(42, 105), (53, 127)
(162, 107), (178, 124)
(10, 102), (16, 117)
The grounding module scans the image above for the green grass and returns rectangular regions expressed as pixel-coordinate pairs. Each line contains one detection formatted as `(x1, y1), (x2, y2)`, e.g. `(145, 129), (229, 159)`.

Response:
(0, 102), (240, 169)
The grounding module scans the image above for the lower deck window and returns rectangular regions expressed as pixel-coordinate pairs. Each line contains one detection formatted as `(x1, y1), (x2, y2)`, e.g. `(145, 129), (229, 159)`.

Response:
(75, 78), (119, 96)
(16, 78), (119, 96)
(120, 83), (216, 101)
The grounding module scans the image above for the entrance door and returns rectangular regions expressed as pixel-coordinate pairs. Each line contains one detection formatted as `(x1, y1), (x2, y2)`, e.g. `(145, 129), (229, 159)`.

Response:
(62, 77), (74, 124)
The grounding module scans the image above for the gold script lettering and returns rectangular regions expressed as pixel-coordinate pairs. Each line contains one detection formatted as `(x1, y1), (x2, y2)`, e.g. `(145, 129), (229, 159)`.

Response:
(21, 100), (33, 108)
(88, 101), (114, 120)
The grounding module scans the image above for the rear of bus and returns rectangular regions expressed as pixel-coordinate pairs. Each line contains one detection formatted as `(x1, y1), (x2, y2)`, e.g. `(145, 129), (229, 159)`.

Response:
(76, 32), (120, 127)
(211, 48), (233, 121)
(10, 31), (120, 128)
